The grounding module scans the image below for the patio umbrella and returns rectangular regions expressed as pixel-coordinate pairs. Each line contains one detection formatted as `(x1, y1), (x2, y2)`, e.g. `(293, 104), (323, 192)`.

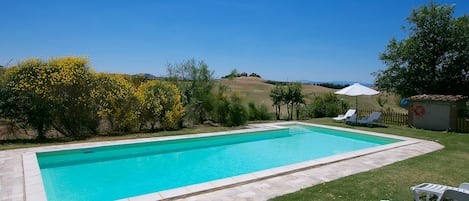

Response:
(334, 83), (379, 119)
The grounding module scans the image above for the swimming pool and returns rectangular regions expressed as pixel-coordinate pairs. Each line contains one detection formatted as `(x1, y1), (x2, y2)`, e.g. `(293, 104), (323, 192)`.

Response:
(36, 124), (401, 201)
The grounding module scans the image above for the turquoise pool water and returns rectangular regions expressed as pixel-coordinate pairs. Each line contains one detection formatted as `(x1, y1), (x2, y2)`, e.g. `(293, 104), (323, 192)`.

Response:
(37, 125), (400, 201)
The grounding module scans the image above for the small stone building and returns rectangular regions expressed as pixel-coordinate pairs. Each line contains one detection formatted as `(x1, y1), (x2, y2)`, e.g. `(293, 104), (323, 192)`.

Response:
(408, 94), (468, 131)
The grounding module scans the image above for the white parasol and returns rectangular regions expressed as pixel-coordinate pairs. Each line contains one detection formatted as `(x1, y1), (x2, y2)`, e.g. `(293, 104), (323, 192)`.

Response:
(334, 83), (379, 118)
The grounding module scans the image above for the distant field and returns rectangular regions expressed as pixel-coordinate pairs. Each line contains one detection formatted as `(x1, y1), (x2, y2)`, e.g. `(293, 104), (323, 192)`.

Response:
(218, 77), (406, 115)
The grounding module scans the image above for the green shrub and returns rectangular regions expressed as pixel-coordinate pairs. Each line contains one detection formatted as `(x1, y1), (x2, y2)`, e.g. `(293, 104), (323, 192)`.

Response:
(301, 93), (344, 119)
(248, 102), (272, 121)
(227, 92), (248, 126)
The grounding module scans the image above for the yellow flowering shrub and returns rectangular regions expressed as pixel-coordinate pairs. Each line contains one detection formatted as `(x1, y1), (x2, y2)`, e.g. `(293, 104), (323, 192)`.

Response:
(136, 80), (184, 130)
(1, 56), (188, 137)
(2, 57), (98, 137)
(91, 73), (138, 131)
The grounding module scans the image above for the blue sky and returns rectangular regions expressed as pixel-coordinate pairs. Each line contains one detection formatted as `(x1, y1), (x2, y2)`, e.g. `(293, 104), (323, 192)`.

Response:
(1, 0), (468, 83)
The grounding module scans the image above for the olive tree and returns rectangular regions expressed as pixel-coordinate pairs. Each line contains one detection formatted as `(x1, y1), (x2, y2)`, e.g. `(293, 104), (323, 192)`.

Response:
(269, 85), (284, 120)
(166, 59), (215, 125)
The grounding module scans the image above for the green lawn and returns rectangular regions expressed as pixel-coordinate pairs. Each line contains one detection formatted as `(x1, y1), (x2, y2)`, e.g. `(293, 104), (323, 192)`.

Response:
(272, 118), (469, 201)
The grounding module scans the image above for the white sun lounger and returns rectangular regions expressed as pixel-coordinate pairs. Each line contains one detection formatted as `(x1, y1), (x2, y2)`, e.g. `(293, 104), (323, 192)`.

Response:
(332, 109), (356, 121)
(441, 189), (469, 201)
(357, 111), (382, 125)
(411, 182), (469, 201)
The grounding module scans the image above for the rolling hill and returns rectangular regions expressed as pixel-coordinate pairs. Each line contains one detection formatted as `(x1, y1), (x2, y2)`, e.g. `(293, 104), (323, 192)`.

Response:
(217, 77), (405, 115)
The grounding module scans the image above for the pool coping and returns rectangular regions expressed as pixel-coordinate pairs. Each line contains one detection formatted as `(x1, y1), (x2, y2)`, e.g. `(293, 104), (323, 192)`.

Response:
(21, 122), (439, 201)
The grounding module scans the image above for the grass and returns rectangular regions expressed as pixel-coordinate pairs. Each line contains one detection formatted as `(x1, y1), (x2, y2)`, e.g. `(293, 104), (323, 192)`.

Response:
(271, 118), (469, 201)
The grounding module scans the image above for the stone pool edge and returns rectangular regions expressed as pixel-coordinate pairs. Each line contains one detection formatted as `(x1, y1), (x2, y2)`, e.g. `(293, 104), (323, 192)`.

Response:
(21, 125), (287, 201)
(21, 122), (440, 201)
(119, 128), (419, 200)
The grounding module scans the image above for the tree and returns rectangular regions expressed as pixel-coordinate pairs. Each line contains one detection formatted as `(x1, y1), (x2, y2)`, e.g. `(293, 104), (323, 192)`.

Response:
(249, 73), (261, 78)
(226, 69), (238, 80)
(284, 85), (293, 120)
(376, 95), (389, 111)
(284, 83), (304, 120)
(0, 66), (12, 118)
(375, 2), (469, 97)
(0, 66), (5, 76)
(270, 85), (284, 120)
(167, 59), (215, 125)
(290, 83), (305, 120)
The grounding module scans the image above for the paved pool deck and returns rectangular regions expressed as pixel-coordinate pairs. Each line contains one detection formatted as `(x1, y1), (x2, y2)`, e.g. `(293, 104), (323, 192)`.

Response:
(0, 122), (443, 201)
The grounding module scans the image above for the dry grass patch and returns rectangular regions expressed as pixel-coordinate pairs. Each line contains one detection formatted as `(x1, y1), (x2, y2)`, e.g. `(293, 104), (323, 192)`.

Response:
(219, 77), (405, 115)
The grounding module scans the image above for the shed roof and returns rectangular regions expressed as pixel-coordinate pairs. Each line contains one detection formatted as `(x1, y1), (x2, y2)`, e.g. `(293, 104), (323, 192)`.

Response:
(409, 94), (468, 102)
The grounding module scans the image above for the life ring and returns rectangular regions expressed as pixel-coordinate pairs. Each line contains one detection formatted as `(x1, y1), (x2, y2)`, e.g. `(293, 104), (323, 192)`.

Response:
(412, 105), (425, 117)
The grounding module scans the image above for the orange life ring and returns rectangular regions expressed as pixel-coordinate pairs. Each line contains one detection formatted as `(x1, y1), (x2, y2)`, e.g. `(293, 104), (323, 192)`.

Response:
(412, 105), (425, 117)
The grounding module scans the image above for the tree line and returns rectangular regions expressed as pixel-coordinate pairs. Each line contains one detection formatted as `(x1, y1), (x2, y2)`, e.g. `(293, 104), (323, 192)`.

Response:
(166, 59), (272, 126)
(0, 57), (271, 140)
(0, 57), (356, 140)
